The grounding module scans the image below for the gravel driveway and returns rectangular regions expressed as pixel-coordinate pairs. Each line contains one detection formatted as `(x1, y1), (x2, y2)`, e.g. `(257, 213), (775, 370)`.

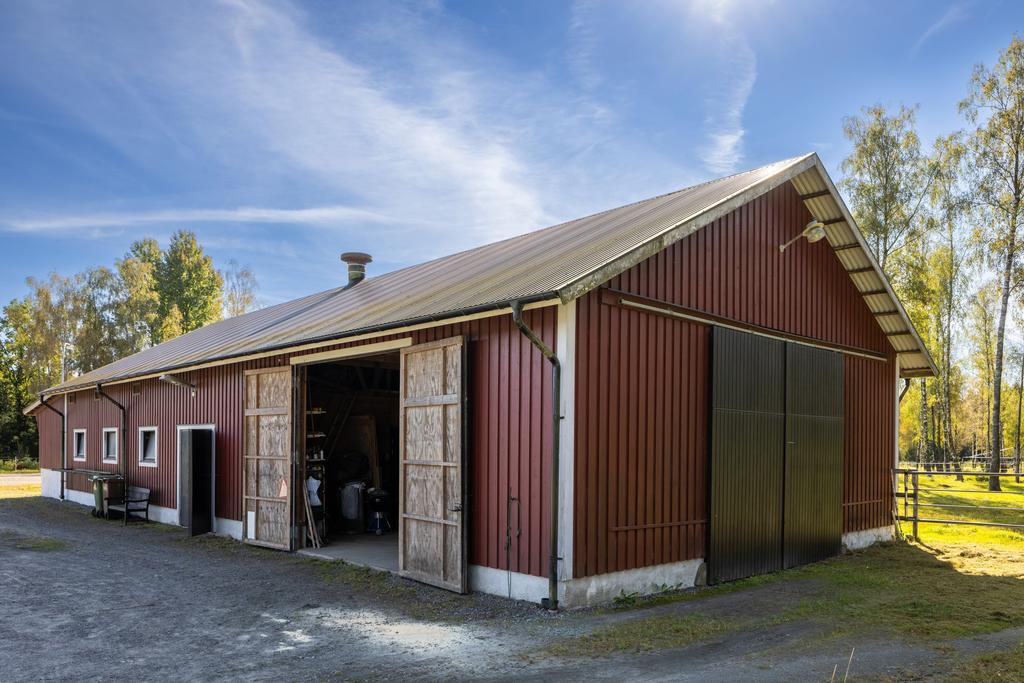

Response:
(1, 496), (1017, 682)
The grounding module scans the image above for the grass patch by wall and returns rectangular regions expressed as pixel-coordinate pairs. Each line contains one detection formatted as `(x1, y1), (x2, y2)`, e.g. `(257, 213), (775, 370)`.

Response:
(546, 613), (740, 657)
(561, 536), (1024, 657)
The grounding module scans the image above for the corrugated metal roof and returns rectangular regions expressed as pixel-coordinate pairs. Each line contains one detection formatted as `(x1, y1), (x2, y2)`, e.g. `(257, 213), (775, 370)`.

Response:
(40, 152), (933, 398)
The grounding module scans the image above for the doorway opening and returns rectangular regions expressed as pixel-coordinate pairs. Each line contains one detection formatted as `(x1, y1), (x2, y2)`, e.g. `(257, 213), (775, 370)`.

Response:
(298, 351), (401, 572)
(178, 425), (215, 536)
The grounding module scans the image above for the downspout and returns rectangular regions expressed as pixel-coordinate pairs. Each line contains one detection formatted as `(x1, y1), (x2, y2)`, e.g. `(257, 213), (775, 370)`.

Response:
(96, 384), (127, 522)
(510, 300), (561, 610)
(39, 394), (66, 501)
(899, 378), (911, 402)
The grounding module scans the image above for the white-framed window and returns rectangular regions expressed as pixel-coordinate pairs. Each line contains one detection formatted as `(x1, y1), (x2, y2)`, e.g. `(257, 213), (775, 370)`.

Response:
(102, 428), (119, 464)
(72, 429), (87, 461)
(138, 427), (158, 467)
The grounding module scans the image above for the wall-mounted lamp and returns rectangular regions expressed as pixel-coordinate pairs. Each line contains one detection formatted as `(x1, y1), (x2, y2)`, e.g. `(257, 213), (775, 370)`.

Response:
(159, 374), (196, 397)
(779, 219), (827, 253)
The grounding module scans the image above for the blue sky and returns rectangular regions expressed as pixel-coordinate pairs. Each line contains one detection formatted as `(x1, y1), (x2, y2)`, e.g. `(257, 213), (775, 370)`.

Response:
(0, 0), (1017, 308)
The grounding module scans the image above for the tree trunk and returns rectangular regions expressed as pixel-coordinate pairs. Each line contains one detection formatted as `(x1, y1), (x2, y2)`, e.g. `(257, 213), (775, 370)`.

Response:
(1016, 357), (1023, 484)
(919, 379), (929, 470)
(990, 246), (1014, 490)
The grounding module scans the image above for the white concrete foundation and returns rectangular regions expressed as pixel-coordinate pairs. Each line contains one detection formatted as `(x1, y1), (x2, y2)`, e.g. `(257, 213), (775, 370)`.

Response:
(40, 468), (242, 536)
(214, 518), (243, 539)
(40, 468), (61, 499)
(470, 565), (551, 603)
(470, 558), (705, 607)
(842, 525), (894, 551)
(562, 559), (705, 607)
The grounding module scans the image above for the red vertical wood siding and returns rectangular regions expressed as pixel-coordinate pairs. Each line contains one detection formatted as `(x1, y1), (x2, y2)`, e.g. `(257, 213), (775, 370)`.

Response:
(36, 307), (555, 577)
(843, 353), (897, 532)
(59, 364), (249, 517)
(573, 181), (897, 578)
(36, 405), (62, 470)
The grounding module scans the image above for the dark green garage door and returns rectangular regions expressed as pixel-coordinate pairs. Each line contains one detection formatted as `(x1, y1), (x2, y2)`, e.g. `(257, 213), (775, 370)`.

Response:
(709, 327), (843, 584)
(784, 343), (843, 568)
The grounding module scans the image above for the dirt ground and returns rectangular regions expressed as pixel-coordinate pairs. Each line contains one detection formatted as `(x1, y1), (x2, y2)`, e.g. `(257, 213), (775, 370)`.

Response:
(1, 496), (1020, 682)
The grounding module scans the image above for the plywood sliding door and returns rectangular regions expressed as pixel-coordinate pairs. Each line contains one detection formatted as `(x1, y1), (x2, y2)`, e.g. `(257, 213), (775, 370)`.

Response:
(399, 336), (468, 593)
(243, 367), (293, 550)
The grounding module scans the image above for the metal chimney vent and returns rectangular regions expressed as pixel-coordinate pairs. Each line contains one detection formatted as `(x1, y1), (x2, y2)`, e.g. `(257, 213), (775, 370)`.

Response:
(340, 252), (372, 289)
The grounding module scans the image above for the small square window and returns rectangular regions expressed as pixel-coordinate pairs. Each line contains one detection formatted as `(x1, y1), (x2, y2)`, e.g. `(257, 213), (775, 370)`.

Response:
(102, 429), (118, 463)
(73, 430), (87, 461)
(139, 428), (158, 467)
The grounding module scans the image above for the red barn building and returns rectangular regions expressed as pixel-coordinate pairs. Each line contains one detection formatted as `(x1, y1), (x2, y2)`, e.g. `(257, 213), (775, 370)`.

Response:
(27, 154), (933, 607)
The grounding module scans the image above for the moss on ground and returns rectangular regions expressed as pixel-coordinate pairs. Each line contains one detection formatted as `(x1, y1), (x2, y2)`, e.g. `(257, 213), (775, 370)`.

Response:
(0, 529), (67, 552)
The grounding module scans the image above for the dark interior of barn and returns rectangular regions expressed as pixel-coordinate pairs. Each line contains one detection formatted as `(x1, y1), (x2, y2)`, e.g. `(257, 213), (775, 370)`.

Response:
(300, 351), (400, 569)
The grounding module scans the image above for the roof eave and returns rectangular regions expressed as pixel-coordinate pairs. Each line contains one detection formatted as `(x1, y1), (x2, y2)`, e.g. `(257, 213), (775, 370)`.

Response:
(802, 156), (937, 378)
(37, 293), (562, 399)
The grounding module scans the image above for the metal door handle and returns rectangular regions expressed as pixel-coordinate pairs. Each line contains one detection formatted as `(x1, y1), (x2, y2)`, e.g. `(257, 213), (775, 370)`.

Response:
(450, 503), (462, 512)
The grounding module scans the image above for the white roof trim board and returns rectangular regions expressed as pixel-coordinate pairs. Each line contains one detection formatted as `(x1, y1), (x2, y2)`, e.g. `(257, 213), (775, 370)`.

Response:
(31, 152), (934, 408)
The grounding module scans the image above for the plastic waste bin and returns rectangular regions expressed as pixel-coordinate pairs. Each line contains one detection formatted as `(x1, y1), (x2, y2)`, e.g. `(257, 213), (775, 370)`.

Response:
(92, 478), (105, 517)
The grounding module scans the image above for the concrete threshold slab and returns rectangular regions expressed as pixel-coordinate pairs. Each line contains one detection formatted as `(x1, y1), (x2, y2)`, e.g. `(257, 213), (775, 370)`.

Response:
(298, 532), (399, 573)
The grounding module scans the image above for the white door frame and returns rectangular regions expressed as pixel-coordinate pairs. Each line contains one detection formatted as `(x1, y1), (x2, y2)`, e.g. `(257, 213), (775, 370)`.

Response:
(176, 424), (217, 527)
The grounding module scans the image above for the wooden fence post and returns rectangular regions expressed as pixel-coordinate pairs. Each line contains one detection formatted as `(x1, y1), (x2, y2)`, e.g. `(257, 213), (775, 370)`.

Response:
(911, 471), (919, 540)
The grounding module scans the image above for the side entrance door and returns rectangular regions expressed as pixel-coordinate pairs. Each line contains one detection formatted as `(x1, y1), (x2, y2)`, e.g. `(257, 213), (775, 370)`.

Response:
(179, 426), (215, 536)
(243, 367), (293, 550)
(398, 336), (468, 593)
(708, 327), (843, 583)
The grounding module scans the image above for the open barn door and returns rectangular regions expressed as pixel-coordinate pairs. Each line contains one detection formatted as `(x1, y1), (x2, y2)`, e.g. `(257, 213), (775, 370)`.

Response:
(243, 367), (293, 550)
(398, 336), (468, 593)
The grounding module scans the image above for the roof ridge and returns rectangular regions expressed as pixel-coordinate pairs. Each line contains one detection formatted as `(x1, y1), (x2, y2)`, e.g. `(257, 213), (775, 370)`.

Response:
(339, 154), (816, 291)
(40, 153), (834, 395)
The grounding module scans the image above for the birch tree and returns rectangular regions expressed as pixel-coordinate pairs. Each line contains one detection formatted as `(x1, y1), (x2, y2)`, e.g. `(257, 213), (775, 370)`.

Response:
(960, 37), (1024, 490)
(840, 104), (933, 280)
(928, 135), (972, 471)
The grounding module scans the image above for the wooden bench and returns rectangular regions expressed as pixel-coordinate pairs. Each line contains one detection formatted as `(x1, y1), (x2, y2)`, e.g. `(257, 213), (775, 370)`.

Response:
(106, 486), (152, 524)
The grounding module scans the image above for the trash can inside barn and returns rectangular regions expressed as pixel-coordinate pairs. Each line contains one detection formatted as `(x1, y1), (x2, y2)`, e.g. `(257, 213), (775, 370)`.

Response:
(341, 481), (366, 534)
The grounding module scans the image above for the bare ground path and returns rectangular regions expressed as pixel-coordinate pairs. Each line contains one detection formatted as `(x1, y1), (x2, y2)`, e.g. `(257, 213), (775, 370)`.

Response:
(0, 497), (1020, 681)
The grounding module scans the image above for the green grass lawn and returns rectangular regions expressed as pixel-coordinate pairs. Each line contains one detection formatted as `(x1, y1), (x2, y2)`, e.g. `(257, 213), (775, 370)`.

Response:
(0, 482), (41, 498)
(898, 471), (1024, 549)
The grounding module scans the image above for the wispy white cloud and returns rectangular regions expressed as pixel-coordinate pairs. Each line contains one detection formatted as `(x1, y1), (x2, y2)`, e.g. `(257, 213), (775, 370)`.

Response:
(912, 4), (968, 55)
(699, 39), (757, 174)
(567, 0), (604, 91)
(693, 3), (758, 174)
(0, 0), (710, 300)
(4, 205), (393, 233)
(566, 0), (759, 175)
